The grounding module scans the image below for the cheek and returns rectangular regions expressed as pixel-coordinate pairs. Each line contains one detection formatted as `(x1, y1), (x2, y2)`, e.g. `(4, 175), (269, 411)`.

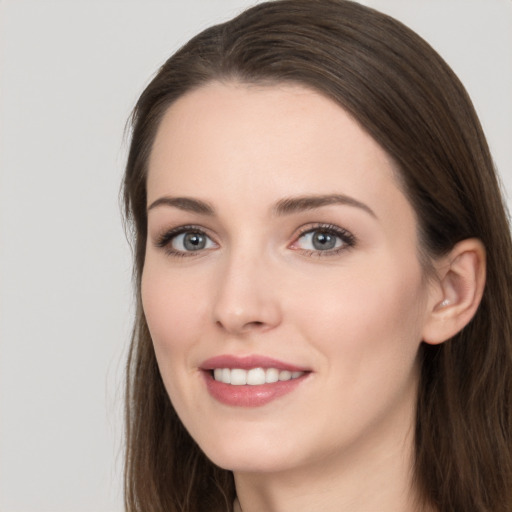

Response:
(140, 261), (216, 420)
(286, 263), (426, 445)
(289, 259), (426, 374)
(141, 263), (207, 360)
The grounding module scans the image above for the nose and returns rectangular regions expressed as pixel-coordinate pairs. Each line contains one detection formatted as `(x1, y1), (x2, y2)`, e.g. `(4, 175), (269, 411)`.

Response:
(212, 251), (282, 335)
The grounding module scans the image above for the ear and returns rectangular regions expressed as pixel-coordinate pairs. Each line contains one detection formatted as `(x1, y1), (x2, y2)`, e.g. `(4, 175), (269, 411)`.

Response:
(422, 238), (486, 345)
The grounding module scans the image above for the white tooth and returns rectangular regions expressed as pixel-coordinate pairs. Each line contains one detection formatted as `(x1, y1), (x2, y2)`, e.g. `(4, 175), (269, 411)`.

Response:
(230, 369), (247, 385)
(247, 367), (266, 385)
(214, 367), (304, 385)
(265, 368), (279, 383)
(279, 370), (292, 381)
(221, 368), (231, 384)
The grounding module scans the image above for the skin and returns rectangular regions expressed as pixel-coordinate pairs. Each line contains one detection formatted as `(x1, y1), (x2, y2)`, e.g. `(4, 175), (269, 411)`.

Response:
(142, 81), (454, 511)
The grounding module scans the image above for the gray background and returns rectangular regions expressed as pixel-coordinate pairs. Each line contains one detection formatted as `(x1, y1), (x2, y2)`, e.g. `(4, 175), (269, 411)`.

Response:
(1, 1), (511, 510)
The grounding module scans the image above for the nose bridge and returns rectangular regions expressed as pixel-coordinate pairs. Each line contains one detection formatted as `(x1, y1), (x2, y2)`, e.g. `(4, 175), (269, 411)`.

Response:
(212, 243), (281, 334)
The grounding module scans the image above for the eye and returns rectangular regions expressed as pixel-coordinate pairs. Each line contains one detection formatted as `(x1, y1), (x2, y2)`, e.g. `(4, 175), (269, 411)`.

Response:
(291, 225), (355, 255)
(172, 231), (215, 251)
(156, 226), (217, 256)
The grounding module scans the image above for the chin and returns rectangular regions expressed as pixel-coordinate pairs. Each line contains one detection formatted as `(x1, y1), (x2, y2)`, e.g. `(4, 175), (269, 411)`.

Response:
(207, 447), (296, 475)
(193, 423), (311, 475)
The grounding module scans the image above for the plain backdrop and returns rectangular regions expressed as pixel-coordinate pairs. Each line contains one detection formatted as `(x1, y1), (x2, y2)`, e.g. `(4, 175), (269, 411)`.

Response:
(0, 1), (511, 510)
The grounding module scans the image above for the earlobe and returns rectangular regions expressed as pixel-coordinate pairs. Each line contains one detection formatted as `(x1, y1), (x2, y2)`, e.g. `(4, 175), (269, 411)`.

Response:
(422, 238), (486, 345)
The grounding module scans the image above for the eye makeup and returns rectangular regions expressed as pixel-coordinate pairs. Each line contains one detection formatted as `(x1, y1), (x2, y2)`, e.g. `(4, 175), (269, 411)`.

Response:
(154, 224), (218, 258)
(290, 223), (356, 257)
(153, 221), (356, 259)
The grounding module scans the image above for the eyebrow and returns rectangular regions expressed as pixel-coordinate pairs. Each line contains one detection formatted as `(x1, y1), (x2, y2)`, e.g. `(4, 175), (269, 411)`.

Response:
(147, 193), (376, 218)
(147, 196), (215, 215)
(273, 194), (376, 218)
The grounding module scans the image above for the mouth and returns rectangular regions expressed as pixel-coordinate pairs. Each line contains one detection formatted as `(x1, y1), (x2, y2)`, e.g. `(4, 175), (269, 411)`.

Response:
(200, 355), (311, 407)
(211, 367), (305, 385)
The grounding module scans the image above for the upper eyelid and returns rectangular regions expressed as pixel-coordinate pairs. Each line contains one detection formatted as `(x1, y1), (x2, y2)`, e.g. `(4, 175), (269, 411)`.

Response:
(152, 222), (356, 250)
(290, 223), (357, 251)
(154, 225), (216, 247)
(293, 223), (355, 240)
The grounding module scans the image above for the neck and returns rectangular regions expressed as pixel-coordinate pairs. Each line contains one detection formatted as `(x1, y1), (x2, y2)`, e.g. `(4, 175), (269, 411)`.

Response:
(233, 398), (429, 512)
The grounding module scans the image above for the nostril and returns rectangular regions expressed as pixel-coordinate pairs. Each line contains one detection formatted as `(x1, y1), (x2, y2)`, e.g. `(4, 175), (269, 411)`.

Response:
(213, 301), (282, 334)
(244, 320), (267, 330)
(216, 319), (264, 329)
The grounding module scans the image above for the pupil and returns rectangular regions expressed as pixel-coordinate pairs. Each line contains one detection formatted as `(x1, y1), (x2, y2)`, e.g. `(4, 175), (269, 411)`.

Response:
(184, 233), (205, 251)
(313, 231), (336, 250)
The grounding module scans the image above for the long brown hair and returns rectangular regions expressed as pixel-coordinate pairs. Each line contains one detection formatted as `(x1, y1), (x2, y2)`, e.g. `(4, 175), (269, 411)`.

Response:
(122, 1), (512, 510)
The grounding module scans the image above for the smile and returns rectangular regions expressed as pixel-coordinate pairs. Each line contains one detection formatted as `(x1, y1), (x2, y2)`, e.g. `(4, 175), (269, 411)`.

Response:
(201, 355), (311, 407)
(213, 367), (305, 385)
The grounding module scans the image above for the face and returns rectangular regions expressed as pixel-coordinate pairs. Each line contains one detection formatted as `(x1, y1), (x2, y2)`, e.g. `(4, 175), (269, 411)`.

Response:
(142, 82), (434, 476)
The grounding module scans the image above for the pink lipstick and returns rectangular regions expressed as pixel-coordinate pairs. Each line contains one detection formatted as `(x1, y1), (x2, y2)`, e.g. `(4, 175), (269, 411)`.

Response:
(200, 355), (310, 407)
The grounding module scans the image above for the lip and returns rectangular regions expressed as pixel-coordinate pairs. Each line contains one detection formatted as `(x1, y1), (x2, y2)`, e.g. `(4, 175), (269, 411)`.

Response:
(200, 354), (309, 372)
(200, 354), (311, 407)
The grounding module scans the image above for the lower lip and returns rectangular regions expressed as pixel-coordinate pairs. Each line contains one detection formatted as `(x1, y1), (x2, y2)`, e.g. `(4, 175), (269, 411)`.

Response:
(203, 371), (308, 407)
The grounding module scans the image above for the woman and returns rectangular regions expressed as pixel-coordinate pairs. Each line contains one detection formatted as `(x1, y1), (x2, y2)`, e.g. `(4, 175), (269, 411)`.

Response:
(122, 1), (512, 511)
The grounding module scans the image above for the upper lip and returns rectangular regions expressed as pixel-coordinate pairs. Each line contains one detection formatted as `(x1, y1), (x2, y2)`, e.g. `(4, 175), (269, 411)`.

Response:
(200, 354), (310, 372)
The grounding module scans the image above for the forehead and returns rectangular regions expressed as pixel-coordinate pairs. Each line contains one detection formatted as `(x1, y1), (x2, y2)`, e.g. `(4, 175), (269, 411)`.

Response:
(149, 81), (389, 169)
(147, 81), (410, 223)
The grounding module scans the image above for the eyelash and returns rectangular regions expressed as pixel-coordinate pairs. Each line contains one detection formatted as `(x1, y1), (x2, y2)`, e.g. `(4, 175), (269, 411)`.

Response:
(154, 223), (356, 258)
(155, 225), (217, 258)
(292, 223), (356, 257)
